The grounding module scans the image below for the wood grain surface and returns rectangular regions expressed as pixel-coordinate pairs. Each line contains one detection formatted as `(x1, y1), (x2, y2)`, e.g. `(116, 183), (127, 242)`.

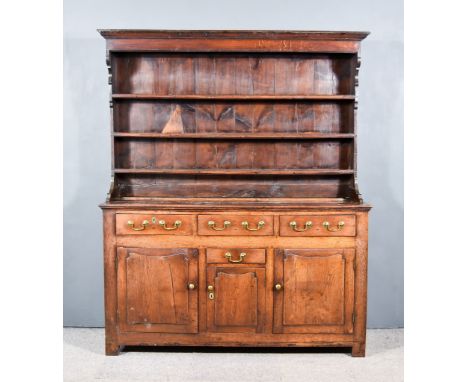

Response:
(100, 30), (370, 356)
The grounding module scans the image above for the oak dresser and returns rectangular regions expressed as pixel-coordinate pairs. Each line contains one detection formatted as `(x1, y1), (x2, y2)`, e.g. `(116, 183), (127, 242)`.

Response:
(99, 30), (371, 356)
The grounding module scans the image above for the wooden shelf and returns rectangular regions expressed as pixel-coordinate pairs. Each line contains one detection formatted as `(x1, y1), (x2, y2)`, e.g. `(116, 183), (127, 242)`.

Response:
(113, 132), (355, 140)
(112, 94), (356, 101)
(114, 169), (354, 175)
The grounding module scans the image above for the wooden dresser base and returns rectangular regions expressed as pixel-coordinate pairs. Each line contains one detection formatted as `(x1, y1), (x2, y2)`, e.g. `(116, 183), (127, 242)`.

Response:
(102, 206), (369, 357)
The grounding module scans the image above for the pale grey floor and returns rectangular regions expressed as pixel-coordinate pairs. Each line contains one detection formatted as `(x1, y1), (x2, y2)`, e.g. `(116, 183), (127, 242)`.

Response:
(64, 328), (403, 382)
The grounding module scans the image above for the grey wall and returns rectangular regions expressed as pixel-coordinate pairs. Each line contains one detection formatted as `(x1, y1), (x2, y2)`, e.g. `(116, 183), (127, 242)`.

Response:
(64, 0), (403, 328)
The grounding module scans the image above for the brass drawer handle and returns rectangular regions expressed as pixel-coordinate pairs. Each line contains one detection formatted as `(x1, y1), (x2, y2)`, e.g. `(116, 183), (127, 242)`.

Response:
(187, 282), (197, 290)
(274, 283), (283, 291)
(208, 220), (231, 231)
(127, 220), (149, 231)
(323, 221), (345, 232)
(289, 221), (312, 232)
(241, 220), (265, 231)
(225, 251), (247, 263)
(159, 219), (182, 230)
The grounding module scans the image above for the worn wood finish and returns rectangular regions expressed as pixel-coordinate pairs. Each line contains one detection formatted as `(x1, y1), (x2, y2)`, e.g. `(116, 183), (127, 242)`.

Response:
(99, 30), (370, 357)
(113, 101), (354, 134)
(112, 174), (355, 199)
(273, 248), (355, 334)
(114, 139), (354, 170)
(112, 54), (354, 95)
(207, 266), (266, 333)
(117, 247), (198, 333)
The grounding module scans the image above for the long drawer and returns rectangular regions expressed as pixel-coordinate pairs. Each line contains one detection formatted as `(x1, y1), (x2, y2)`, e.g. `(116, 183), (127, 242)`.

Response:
(116, 213), (195, 235)
(279, 215), (356, 237)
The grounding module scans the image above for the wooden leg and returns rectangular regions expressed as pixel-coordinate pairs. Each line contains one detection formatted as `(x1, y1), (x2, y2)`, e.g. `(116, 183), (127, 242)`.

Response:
(106, 341), (121, 356)
(351, 341), (366, 357)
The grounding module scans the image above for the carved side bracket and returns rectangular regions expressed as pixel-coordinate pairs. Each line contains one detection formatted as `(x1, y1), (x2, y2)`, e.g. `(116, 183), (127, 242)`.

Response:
(106, 175), (115, 202)
(353, 54), (363, 203)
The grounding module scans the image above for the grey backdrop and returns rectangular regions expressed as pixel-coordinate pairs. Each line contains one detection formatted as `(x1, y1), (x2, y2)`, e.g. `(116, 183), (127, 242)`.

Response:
(64, 0), (403, 328)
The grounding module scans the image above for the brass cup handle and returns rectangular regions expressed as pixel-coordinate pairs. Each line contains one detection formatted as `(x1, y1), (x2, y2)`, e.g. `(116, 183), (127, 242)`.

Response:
(159, 219), (182, 230)
(225, 251), (247, 263)
(241, 220), (265, 231)
(274, 283), (283, 291)
(289, 221), (313, 232)
(127, 219), (149, 231)
(208, 220), (231, 231)
(187, 282), (197, 290)
(323, 221), (345, 232)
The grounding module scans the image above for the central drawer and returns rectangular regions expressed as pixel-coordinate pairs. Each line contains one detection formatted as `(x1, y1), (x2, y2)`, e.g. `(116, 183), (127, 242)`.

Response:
(206, 248), (266, 264)
(197, 215), (274, 236)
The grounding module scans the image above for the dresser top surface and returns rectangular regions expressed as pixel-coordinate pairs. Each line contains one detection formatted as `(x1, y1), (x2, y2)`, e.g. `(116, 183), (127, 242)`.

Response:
(98, 29), (370, 41)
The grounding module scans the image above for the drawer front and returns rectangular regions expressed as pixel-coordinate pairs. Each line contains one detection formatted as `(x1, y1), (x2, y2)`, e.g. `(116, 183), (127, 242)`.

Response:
(197, 215), (274, 236)
(279, 215), (356, 237)
(116, 214), (195, 235)
(206, 248), (266, 264)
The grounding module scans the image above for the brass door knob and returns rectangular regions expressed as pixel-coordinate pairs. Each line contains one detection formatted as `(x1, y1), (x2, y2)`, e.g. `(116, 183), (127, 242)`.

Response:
(274, 283), (283, 291)
(187, 283), (196, 290)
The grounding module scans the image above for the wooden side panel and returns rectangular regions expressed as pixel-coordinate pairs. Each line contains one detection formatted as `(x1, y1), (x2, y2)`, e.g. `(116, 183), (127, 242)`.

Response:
(353, 212), (369, 356)
(117, 247), (198, 333)
(273, 248), (355, 334)
(103, 210), (119, 355)
(207, 266), (266, 333)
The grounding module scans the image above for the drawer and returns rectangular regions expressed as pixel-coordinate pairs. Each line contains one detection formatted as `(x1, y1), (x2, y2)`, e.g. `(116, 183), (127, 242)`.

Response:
(206, 248), (266, 264)
(116, 213), (195, 235)
(197, 215), (273, 236)
(279, 215), (356, 237)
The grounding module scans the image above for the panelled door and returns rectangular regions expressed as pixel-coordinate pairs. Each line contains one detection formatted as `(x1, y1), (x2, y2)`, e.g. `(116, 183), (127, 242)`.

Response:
(273, 248), (355, 334)
(117, 247), (198, 333)
(206, 266), (266, 333)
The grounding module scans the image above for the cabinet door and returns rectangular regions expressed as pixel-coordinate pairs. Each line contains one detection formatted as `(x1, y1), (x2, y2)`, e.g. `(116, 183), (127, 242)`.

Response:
(273, 248), (355, 334)
(117, 247), (198, 333)
(207, 266), (266, 333)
